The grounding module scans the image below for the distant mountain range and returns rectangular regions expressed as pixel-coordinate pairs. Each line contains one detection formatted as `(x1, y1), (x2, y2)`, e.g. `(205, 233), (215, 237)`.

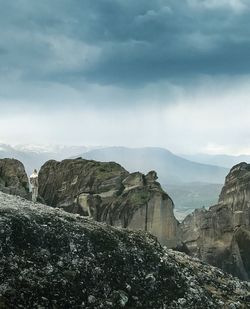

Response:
(80, 147), (228, 185)
(182, 153), (250, 168)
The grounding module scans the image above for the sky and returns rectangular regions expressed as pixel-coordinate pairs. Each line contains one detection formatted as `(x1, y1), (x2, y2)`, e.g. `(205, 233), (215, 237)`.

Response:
(1, 0), (250, 155)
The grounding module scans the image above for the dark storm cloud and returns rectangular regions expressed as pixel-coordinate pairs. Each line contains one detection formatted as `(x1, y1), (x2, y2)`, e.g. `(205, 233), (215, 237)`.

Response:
(0, 0), (250, 88)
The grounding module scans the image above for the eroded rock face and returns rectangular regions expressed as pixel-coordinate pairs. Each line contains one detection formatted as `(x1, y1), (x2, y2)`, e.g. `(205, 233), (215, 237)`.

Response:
(38, 159), (180, 247)
(181, 162), (250, 280)
(0, 158), (29, 198)
(0, 191), (249, 308)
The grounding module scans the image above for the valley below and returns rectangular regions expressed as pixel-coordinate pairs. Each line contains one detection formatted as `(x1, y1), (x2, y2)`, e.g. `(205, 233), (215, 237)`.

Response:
(166, 182), (223, 220)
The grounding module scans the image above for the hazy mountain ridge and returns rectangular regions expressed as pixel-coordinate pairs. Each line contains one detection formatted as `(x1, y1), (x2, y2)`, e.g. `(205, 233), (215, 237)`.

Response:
(182, 153), (250, 168)
(80, 147), (229, 185)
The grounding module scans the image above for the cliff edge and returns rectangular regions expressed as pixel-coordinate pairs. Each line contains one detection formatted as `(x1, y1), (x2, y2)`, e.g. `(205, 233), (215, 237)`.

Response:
(38, 158), (180, 247)
(181, 162), (250, 280)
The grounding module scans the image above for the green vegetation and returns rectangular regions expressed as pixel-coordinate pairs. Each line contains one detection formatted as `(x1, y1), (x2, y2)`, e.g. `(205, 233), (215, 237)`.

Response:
(129, 190), (150, 205)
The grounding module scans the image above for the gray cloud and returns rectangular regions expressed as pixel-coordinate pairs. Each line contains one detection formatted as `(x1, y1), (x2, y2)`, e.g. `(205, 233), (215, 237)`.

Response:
(0, 0), (250, 89)
(1, 0), (250, 154)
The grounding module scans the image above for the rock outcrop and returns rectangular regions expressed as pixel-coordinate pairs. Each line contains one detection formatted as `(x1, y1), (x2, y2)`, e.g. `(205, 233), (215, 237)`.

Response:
(181, 162), (250, 281)
(0, 191), (249, 308)
(38, 158), (180, 248)
(0, 158), (29, 198)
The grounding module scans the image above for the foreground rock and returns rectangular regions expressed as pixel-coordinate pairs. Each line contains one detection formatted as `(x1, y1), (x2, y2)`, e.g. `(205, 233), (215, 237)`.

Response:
(38, 158), (180, 247)
(181, 162), (250, 281)
(0, 158), (29, 198)
(0, 192), (249, 308)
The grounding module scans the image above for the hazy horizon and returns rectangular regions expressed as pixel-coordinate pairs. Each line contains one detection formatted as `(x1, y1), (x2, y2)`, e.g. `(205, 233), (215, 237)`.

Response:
(1, 1), (250, 155)
(2, 142), (250, 158)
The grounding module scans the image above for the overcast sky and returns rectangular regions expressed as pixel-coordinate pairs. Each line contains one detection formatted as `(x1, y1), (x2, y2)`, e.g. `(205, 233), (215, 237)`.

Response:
(1, 0), (250, 154)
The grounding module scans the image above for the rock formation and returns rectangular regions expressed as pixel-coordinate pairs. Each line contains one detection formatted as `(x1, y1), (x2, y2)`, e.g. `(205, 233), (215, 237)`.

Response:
(0, 158), (29, 198)
(0, 191), (249, 308)
(38, 158), (180, 248)
(181, 162), (250, 281)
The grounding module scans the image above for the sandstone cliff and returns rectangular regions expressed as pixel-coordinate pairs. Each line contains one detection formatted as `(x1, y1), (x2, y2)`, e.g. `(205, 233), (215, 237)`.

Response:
(0, 158), (29, 198)
(38, 158), (180, 247)
(0, 191), (249, 308)
(181, 162), (250, 281)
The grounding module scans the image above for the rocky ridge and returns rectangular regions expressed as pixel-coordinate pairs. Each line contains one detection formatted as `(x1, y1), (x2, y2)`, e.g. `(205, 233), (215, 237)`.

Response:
(38, 158), (180, 247)
(0, 158), (29, 199)
(181, 162), (250, 281)
(2, 157), (250, 283)
(0, 191), (249, 308)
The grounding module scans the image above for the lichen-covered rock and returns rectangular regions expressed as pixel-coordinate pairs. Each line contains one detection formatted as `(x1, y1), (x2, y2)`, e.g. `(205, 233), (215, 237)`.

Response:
(181, 162), (250, 281)
(0, 191), (249, 308)
(0, 158), (29, 198)
(38, 158), (180, 247)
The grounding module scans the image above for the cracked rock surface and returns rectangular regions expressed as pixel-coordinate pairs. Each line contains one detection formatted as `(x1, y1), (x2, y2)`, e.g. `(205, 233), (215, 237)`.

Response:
(0, 191), (249, 308)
